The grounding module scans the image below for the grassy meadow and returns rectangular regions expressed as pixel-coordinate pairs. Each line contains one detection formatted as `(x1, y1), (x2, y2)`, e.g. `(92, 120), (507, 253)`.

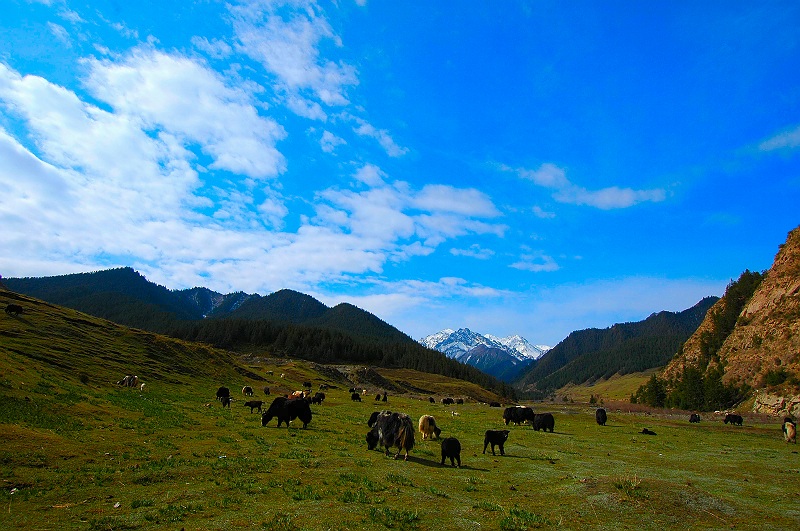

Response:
(1, 289), (799, 530)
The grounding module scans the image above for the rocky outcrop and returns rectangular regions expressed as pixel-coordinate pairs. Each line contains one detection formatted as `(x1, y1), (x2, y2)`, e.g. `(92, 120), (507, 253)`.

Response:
(662, 225), (800, 398)
(752, 390), (800, 417)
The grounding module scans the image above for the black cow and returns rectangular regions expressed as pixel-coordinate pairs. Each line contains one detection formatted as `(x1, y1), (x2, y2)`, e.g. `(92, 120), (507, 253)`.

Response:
(724, 413), (743, 426)
(640, 428), (656, 435)
(351, 392), (362, 402)
(483, 429), (509, 456)
(311, 392), (325, 404)
(216, 386), (231, 402)
(244, 400), (263, 413)
(489, 401), (501, 408)
(261, 396), (312, 428)
(366, 411), (415, 460)
(533, 413), (555, 432)
(4, 304), (23, 316)
(503, 406), (535, 426)
(689, 413), (701, 423)
(595, 408), (607, 426)
(441, 437), (461, 467)
(428, 397), (435, 403)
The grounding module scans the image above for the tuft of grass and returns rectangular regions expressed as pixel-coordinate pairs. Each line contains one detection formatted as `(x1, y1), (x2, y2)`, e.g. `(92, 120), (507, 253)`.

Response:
(499, 506), (551, 530)
(367, 506), (420, 529)
(612, 475), (647, 499)
(473, 500), (502, 512)
(385, 473), (413, 487)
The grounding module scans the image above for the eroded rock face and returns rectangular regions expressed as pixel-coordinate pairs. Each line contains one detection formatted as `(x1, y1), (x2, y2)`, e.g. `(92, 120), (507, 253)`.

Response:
(752, 391), (800, 417)
(662, 225), (800, 396)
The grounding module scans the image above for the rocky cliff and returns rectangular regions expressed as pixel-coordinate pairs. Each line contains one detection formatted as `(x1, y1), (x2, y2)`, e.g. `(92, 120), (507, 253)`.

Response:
(662, 226), (800, 414)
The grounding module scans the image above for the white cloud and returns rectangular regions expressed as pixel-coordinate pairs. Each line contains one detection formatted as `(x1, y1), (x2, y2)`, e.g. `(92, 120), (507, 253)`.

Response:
(191, 36), (233, 59)
(503, 162), (666, 210)
(413, 184), (501, 217)
(229, 0), (358, 111)
(532, 205), (555, 219)
(510, 252), (559, 272)
(47, 22), (71, 47)
(450, 244), (495, 259)
(320, 130), (347, 153)
(353, 163), (385, 186)
(759, 125), (800, 151)
(350, 115), (408, 157)
(84, 47), (287, 180)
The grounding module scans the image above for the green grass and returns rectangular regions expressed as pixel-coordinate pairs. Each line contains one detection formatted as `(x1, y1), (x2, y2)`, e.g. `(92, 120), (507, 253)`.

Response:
(2, 289), (800, 530)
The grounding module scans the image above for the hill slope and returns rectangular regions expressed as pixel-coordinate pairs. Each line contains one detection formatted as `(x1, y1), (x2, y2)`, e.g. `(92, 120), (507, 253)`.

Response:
(661, 225), (800, 403)
(515, 297), (718, 393)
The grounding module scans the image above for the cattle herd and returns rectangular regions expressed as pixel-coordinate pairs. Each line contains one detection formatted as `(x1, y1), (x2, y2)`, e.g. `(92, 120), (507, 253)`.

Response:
(113, 372), (797, 468)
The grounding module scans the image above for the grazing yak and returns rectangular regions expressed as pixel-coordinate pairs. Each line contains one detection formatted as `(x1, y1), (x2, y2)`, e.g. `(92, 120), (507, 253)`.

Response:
(263, 386), (271, 396)
(418, 415), (442, 440)
(242, 386), (254, 396)
(595, 408), (608, 426)
(244, 400), (263, 413)
(533, 413), (555, 432)
(216, 386), (231, 402)
(724, 413), (743, 426)
(640, 428), (657, 435)
(311, 392), (325, 405)
(351, 392), (362, 402)
(220, 396), (232, 408)
(689, 413), (701, 423)
(455, 398), (464, 405)
(784, 418), (797, 443)
(117, 375), (139, 387)
(483, 429), (509, 456)
(428, 397), (435, 404)
(441, 437), (461, 467)
(261, 396), (312, 428)
(382, 391), (388, 402)
(368, 410), (382, 427)
(5, 304), (23, 316)
(489, 401), (501, 408)
(441, 397), (455, 405)
(503, 406), (535, 426)
(366, 411), (415, 460)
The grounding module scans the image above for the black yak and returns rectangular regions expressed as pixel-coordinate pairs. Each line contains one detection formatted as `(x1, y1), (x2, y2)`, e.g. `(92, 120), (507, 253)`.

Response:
(503, 406), (535, 425)
(220, 396), (232, 408)
(595, 408), (607, 426)
(117, 375), (139, 387)
(689, 413), (701, 423)
(216, 386), (230, 401)
(640, 428), (656, 435)
(368, 410), (383, 427)
(244, 400), (263, 413)
(441, 437), (461, 467)
(4, 304), (23, 316)
(351, 392), (362, 402)
(242, 386), (254, 396)
(489, 401), (501, 408)
(366, 411), (415, 460)
(483, 429), (509, 456)
(441, 397), (455, 405)
(533, 413), (555, 432)
(311, 392), (325, 404)
(428, 397), (435, 403)
(455, 398), (464, 405)
(724, 413), (743, 426)
(261, 396), (312, 428)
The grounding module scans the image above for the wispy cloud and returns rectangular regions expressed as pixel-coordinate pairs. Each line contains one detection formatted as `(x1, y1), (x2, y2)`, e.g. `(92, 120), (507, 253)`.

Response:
(510, 251), (559, 272)
(450, 244), (495, 259)
(759, 125), (800, 151)
(501, 162), (666, 210)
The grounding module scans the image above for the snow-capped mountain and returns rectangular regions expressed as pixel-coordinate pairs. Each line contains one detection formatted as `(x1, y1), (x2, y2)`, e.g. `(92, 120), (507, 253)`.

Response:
(420, 328), (550, 382)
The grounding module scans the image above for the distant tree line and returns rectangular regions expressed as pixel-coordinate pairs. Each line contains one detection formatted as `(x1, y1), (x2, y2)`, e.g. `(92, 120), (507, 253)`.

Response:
(631, 270), (763, 411)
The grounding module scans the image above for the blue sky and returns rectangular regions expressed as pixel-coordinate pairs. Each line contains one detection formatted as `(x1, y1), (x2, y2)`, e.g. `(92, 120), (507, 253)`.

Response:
(1, 1), (798, 346)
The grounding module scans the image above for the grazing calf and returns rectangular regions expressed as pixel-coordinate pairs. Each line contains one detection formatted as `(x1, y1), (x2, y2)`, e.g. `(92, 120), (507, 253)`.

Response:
(595, 408), (607, 426)
(784, 418), (797, 443)
(483, 430), (509, 455)
(441, 437), (461, 467)
(724, 413), (743, 426)
(418, 415), (442, 440)
(533, 413), (555, 432)
(367, 411), (415, 460)
(5, 304), (23, 316)
(242, 386), (254, 396)
(351, 392), (362, 402)
(689, 413), (701, 423)
(244, 400), (263, 413)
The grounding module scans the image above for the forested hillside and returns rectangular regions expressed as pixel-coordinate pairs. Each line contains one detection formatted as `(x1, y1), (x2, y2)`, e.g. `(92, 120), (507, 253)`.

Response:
(515, 297), (718, 394)
(5, 268), (515, 398)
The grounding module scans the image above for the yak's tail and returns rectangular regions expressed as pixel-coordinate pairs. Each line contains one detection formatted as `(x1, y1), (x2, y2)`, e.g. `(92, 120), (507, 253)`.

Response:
(397, 414), (415, 453)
